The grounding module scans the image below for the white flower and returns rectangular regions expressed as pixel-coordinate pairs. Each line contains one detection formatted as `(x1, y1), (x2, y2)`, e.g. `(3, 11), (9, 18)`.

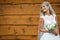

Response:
(46, 23), (56, 30)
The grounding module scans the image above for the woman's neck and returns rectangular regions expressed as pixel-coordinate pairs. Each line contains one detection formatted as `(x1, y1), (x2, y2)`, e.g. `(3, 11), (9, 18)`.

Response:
(45, 10), (51, 16)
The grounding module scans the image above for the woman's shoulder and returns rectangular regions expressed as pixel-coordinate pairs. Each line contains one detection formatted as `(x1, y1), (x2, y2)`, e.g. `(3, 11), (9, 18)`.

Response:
(40, 16), (44, 22)
(40, 16), (44, 19)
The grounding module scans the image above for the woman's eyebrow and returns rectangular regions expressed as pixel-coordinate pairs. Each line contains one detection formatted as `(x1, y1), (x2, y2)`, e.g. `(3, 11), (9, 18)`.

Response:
(41, 5), (45, 7)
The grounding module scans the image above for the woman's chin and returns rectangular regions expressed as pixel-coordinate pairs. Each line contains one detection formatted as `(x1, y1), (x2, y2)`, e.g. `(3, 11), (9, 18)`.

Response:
(43, 10), (47, 13)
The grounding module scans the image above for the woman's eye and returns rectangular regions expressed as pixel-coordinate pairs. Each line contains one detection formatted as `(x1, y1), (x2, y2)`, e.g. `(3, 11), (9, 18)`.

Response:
(43, 6), (45, 7)
(41, 6), (45, 8)
(41, 6), (45, 9)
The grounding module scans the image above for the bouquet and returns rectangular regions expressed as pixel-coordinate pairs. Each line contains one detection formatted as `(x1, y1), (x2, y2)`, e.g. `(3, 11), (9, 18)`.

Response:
(46, 23), (56, 31)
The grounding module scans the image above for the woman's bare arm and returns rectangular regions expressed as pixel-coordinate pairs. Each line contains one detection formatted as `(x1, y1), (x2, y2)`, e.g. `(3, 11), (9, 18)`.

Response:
(39, 18), (48, 32)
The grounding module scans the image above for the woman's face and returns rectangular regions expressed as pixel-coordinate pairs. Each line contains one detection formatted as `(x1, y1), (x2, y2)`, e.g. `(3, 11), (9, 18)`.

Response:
(41, 4), (49, 13)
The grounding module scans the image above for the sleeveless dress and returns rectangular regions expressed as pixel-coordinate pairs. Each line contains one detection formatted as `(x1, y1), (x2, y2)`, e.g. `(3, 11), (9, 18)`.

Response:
(39, 14), (60, 40)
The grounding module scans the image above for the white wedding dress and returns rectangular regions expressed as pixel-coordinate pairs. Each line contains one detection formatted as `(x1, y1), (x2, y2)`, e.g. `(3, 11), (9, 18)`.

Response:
(39, 14), (60, 40)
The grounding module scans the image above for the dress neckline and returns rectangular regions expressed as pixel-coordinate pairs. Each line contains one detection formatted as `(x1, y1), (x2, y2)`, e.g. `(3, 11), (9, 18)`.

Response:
(45, 15), (52, 17)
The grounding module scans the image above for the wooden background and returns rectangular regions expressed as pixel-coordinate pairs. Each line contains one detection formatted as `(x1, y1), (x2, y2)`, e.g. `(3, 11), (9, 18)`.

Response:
(0, 0), (60, 40)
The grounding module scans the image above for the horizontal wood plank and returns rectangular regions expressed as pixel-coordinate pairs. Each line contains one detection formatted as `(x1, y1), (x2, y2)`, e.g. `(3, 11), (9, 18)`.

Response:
(0, 4), (40, 15)
(0, 26), (38, 35)
(0, 15), (39, 24)
(0, 4), (60, 15)
(0, 0), (60, 3)
(0, 35), (37, 40)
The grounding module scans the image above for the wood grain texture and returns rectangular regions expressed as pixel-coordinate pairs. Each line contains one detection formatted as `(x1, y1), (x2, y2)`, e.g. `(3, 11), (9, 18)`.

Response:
(0, 26), (38, 35)
(0, 4), (60, 15)
(0, 0), (60, 3)
(0, 15), (39, 25)
(0, 35), (37, 40)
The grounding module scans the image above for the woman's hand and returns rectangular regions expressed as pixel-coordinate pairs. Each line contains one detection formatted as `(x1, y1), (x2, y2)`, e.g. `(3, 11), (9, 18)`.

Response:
(48, 30), (54, 33)
(52, 28), (59, 35)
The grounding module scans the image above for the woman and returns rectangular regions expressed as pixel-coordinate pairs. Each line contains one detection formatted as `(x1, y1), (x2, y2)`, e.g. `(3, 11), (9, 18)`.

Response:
(38, 1), (60, 40)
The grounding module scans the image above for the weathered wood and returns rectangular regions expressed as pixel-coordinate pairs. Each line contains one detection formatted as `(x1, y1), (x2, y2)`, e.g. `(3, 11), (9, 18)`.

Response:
(0, 26), (38, 35)
(0, 0), (60, 3)
(0, 4), (60, 15)
(0, 15), (39, 24)
(0, 35), (37, 40)
(0, 4), (40, 15)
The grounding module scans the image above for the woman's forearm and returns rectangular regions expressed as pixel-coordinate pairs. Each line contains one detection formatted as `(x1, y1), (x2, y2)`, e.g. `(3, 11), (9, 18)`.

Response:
(40, 28), (55, 33)
(40, 28), (49, 32)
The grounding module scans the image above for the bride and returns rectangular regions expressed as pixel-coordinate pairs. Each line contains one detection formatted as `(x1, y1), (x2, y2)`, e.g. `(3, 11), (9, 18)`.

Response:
(38, 1), (60, 40)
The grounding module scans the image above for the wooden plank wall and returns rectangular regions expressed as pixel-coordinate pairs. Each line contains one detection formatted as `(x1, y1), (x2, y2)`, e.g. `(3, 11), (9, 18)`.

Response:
(0, 0), (60, 40)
